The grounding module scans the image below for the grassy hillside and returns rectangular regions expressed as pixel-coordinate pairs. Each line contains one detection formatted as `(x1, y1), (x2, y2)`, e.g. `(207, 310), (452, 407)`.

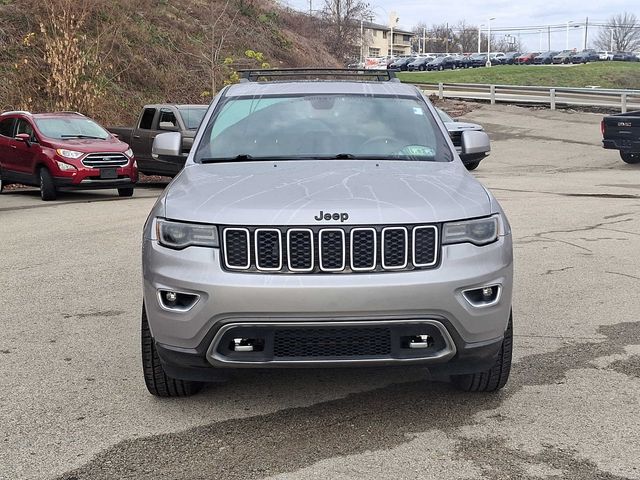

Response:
(0, 0), (340, 125)
(399, 62), (640, 90)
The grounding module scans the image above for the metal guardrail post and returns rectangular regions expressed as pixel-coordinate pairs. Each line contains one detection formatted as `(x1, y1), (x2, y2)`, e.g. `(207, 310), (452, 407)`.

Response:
(621, 93), (627, 113)
(490, 85), (496, 105)
(550, 89), (556, 110)
(438, 83), (444, 100)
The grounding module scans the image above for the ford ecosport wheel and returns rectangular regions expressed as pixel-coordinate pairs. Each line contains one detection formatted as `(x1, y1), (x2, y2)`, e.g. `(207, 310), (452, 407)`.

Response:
(141, 305), (203, 397)
(451, 313), (513, 392)
(39, 168), (57, 201)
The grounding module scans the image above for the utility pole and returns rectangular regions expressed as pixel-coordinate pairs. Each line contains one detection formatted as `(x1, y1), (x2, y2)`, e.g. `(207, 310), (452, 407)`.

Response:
(445, 22), (449, 54)
(309, 0), (312, 16)
(547, 25), (551, 51)
(423, 27), (426, 54)
(477, 24), (482, 54)
(610, 28), (614, 51)
(360, 19), (364, 64)
(584, 17), (589, 49)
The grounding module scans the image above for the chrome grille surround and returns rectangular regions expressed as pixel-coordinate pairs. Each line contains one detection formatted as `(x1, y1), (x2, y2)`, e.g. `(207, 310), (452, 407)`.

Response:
(81, 152), (129, 168)
(221, 224), (440, 274)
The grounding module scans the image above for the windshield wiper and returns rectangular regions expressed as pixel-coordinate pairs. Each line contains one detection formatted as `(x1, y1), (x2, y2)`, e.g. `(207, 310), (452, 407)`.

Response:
(60, 134), (105, 139)
(201, 154), (261, 164)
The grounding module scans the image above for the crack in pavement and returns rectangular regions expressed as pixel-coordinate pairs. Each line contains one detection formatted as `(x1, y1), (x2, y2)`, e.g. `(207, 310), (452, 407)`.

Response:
(56, 321), (640, 480)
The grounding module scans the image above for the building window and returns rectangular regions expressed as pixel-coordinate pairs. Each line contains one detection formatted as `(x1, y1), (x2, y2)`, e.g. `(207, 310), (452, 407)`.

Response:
(403, 34), (411, 42)
(369, 47), (380, 56)
(382, 31), (387, 39)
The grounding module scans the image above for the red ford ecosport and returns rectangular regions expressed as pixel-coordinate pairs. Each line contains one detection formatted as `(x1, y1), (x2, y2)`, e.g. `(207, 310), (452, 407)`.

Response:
(0, 111), (138, 201)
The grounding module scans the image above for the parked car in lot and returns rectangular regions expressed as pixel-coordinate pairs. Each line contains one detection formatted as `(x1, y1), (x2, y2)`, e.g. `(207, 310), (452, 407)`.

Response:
(109, 104), (207, 177)
(612, 52), (639, 62)
(389, 57), (416, 71)
(533, 51), (558, 64)
(427, 55), (460, 70)
(407, 56), (435, 71)
(0, 111), (137, 200)
(142, 68), (513, 397)
(462, 54), (488, 68)
(552, 50), (575, 64)
(598, 50), (614, 60)
(489, 52), (506, 64)
(516, 52), (539, 65)
(571, 49), (599, 63)
(501, 52), (521, 65)
(602, 110), (640, 164)
(436, 107), (490, 170)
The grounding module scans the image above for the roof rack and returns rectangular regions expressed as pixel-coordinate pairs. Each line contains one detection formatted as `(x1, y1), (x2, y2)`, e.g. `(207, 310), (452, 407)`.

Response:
(238, 68), (398, 83)
(0, 110), (32, 116)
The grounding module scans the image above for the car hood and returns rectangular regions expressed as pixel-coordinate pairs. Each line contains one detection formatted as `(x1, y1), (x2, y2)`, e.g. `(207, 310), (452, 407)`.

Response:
(445, 121), (483, 132)
(47, 136), (128, 152)
(163, 160), (492, 226)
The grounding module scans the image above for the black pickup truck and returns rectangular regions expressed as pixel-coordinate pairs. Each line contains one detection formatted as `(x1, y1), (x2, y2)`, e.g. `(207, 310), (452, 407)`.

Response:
(602, 111), (640, 164)
(109, 104), (207, 176)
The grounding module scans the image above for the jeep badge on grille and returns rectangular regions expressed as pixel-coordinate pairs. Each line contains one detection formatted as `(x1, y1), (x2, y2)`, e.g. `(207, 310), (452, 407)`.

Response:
(314, 211), (349, 222)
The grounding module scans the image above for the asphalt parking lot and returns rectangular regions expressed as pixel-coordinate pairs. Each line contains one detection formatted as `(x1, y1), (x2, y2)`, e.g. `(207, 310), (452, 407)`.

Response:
(1, 104), (639, 480)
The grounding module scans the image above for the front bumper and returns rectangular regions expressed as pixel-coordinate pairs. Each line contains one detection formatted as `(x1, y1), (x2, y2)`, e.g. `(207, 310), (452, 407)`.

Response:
(143, 234), (513, 372)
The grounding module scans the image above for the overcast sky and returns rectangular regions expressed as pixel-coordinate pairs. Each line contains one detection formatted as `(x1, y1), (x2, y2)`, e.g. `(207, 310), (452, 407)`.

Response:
(280, 0), (639, 50)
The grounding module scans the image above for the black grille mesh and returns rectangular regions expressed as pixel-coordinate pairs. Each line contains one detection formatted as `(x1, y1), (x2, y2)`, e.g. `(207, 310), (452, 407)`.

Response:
(320, 230), (344, 270)
(351, 229), (376, 270)
(414, 227), (437, 266)
(273, 327), (392, 358)
(383, 229), (407, 267)
(256, 230), (281, 269)
(288, 230), (313, 270)
(225, 230), (249, 268)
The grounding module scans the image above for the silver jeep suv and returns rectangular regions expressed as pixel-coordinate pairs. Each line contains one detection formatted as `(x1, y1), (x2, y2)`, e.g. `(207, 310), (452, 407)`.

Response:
(142, 69), (513, 397)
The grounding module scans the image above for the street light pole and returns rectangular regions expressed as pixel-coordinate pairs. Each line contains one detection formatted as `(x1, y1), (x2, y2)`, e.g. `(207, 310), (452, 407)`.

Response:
(538, 29), (543, 51)
(566, 21), (573, 50)
(360, 19), (364, 65)
(477, 24), (484, 54)
(486, 17), (495, 67)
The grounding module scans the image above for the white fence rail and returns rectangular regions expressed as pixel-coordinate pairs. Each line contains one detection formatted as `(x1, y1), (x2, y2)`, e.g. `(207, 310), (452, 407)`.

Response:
(414, 82), (640, 112)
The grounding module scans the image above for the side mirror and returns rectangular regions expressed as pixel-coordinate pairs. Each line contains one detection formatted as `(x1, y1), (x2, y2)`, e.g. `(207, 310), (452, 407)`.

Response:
(15, 133), (32, 146)
(461, 130), (491, 155)
(152, 132), (182, 160)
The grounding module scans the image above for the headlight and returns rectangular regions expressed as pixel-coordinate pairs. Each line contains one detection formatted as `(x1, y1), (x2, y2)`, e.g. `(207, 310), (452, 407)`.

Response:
(55, 160), (77, 171)
(56, 149), (83, 159)
(124, 148), (134, 158)
(442, 215), (501, 246)
(156, 219), (219, 249)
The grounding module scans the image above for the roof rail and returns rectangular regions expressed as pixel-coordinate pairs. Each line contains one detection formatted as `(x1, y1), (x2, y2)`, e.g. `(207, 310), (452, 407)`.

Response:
(1, 110), (32, 116)
(238, 68), (398, 83)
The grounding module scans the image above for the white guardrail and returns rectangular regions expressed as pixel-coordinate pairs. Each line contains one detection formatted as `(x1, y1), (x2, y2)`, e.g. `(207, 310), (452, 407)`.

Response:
(413, 82), (640, 113)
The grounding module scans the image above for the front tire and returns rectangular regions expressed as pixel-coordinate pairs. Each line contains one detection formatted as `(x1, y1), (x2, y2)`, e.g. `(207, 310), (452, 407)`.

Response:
(0, 167), (5, 193)
(39, 168), (57, 201)
(141, 305), (203, 397)
(620, 152), (640, 164)
(451, 313), (513, 392)
(118, 187), (134, 197)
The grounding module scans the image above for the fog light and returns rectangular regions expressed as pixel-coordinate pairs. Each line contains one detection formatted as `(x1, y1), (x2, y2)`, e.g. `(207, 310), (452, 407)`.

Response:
(482, 287), (493, 298)
(231, 338), (264, 352)
(462, 284), (501, 307)
(165, 291), (178, 303)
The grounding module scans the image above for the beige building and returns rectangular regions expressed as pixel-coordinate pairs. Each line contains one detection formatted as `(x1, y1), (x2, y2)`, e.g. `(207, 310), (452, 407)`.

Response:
(361, 21), (415, 57)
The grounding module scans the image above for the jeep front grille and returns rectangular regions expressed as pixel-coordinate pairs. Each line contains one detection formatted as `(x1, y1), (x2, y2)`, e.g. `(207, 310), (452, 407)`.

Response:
(82, 153), (129, 168)
(221, 225), (439, 274)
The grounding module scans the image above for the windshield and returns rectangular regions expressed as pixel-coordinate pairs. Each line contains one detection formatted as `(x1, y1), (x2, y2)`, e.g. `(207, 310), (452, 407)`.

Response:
(177, 106), (208, 130)
(194, 94), (452, 163)
(34, 117), (109, 140)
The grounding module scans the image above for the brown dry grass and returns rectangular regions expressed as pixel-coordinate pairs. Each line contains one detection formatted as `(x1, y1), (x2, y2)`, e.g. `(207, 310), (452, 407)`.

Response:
(0, 0), (340, 125)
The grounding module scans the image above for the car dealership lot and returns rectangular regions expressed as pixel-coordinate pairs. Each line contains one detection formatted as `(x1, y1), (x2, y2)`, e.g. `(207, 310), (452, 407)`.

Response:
(1, 105), (639, 480)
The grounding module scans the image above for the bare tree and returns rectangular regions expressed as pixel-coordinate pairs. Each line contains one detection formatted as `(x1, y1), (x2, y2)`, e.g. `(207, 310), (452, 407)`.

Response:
(321, 0), (371, 62)
(454, 21), (478, 53)
(594, 12), (640, 52)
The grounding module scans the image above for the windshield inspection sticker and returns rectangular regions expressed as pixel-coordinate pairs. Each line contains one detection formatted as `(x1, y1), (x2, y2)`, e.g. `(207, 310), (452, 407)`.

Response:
(413, 107), (424, 115)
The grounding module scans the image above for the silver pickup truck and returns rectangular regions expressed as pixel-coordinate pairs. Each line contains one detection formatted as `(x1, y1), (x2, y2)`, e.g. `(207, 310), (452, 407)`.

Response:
(109, 104), (207, 176)
(141, 69), (513, 398)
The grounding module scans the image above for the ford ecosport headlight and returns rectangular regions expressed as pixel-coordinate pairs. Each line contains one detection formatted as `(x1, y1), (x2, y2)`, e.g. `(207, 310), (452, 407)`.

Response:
(156, 219), (219, 249)
(442, 215), (502, 246)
